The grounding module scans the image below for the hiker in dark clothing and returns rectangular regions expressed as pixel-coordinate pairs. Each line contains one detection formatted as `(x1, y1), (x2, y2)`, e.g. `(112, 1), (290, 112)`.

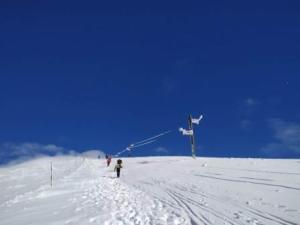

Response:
(114, 159), (123, 178)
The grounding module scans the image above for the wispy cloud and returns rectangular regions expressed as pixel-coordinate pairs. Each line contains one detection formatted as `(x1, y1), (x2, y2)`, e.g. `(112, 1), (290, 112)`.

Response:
(243, 97), (259, 114)
(154, 146), (169, 154)
(161, 77), (176, 95)
(239, 97), (259, 130)
(244, 98), (258, 107)
(0, 142), (74, 164)
(240, 119), (252, 130)
(262, 119), (300, 156)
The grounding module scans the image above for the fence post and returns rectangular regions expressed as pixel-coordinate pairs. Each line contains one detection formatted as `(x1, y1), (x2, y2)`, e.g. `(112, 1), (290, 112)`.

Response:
(50, 162), (53, 188)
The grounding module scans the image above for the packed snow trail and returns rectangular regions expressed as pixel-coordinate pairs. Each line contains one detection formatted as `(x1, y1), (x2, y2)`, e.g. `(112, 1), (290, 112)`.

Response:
(1, 156), (300, 225)
(0, 156), (188, 225)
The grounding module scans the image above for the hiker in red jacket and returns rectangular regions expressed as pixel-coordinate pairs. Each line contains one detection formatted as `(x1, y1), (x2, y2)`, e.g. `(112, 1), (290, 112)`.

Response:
(107, 155), (112, 167)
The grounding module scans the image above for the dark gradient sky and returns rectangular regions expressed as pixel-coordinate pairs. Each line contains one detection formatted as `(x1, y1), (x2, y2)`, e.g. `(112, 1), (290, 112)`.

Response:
(1, 1), (300, 160)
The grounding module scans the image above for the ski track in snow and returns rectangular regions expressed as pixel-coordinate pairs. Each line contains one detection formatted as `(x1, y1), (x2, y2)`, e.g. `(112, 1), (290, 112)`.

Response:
(125, 158), (300, 225)
(1, 156), (300, 225)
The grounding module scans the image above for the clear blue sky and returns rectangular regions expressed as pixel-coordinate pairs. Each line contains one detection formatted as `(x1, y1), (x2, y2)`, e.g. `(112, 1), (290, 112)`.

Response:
(1, 1), (300, 162)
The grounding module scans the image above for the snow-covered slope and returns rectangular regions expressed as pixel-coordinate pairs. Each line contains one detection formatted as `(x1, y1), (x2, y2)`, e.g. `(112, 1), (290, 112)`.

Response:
(0, 156), (299, 225)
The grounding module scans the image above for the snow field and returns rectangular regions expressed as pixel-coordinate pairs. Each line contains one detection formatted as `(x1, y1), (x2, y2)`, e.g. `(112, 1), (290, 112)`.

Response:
(1, 156), (300, 225)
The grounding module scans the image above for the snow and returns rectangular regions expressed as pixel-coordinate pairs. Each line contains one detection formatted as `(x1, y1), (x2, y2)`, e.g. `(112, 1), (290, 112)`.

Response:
(1, 156), (300, 225)
(80, 150), (105, 159)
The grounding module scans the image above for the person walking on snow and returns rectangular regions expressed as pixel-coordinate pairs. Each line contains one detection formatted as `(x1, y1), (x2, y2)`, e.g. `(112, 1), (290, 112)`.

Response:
(107, 155), (112, 167)
(114, 159), (123, 178)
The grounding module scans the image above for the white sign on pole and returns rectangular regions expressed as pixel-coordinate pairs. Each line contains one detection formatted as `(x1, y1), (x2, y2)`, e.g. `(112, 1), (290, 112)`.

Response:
(179, 127), (194, 136)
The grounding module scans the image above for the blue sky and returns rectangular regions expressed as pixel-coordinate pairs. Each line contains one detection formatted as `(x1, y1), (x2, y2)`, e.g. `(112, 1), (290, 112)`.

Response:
(1, 1), (300, 163)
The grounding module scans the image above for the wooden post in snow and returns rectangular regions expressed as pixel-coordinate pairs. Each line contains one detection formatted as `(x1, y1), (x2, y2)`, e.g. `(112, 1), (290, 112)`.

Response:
(50, 162), (53, 188)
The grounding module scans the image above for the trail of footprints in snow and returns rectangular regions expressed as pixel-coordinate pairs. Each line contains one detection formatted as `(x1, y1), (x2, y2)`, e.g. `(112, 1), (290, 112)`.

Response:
(76, 178), (187, 225)
(234, 211), (262, 225)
